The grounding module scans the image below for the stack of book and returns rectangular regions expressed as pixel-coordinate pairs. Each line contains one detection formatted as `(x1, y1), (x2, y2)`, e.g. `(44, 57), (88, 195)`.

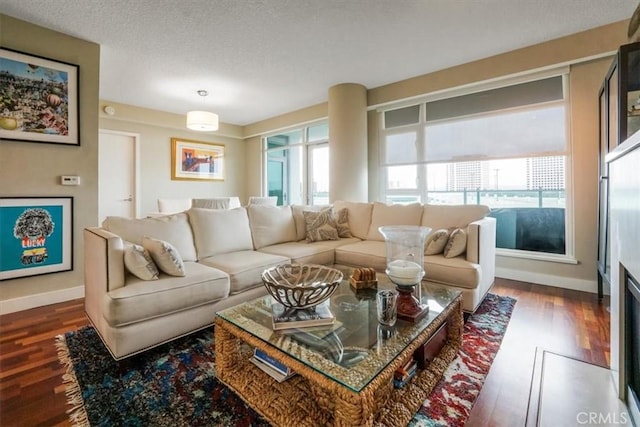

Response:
(393, 357), (418, 388)
(271, 302), (335, 331)
(250, 348), (296, 382)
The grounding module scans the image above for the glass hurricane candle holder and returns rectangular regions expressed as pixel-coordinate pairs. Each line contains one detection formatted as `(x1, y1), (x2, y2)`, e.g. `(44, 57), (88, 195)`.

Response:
(378, 225), (431, 322)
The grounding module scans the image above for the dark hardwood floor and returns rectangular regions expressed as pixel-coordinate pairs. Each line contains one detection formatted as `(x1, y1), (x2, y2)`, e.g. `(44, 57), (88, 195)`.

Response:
(0, 278), (609, 426)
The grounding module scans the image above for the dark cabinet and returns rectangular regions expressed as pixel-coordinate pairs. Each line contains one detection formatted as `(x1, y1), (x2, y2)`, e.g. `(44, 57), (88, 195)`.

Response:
(597, 41), (640, 299)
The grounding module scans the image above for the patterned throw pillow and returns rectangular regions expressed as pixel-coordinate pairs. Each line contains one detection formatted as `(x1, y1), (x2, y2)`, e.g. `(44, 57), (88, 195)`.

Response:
(142, 236), (186, 276)
(123, 242), (159, 281)
(303, 208), (339, 242)
(333, 207), (352, 238)
(425, 229), (450, 255)
(443, 228), (467, 258)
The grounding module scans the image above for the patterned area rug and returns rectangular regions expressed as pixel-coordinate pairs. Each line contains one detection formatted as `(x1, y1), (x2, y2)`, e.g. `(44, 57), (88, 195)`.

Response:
(57, 293), (515, 426)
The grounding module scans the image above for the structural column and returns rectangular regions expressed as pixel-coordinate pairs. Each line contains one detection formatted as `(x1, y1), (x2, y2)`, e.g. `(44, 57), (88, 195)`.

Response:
(328, 83), (368, 202)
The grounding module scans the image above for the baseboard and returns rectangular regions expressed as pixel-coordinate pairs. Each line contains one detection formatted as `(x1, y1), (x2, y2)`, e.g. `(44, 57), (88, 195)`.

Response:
(496, 267), (600, 294)
(0, 286), (84, 315)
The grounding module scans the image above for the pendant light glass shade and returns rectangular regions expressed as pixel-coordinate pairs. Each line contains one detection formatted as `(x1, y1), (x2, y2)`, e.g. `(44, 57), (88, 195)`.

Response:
(186, 110), (219, 131)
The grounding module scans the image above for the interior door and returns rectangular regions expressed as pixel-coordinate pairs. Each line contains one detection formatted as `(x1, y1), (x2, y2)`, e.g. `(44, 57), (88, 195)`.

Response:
(98, 130), (137, 224)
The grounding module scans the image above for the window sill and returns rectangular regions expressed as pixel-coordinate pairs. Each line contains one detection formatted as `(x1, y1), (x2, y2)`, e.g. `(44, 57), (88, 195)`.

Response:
(496, 248), (578, 264)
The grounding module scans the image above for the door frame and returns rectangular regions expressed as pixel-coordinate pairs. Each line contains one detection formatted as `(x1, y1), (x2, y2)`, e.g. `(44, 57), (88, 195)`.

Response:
(98, 129), (141, 220)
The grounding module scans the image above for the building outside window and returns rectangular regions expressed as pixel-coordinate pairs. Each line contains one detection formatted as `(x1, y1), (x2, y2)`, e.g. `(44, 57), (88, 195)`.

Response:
(379, 74), (570, 257)
(263, 123), (329, 206)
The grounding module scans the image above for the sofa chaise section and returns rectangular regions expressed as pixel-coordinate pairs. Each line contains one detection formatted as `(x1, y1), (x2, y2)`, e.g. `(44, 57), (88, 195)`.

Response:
(334, 202), (496, 312)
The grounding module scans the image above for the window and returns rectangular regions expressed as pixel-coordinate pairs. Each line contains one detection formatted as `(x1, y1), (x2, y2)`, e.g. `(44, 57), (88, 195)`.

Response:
(264, 123), (329, 205)
(379, 75), (570, 256)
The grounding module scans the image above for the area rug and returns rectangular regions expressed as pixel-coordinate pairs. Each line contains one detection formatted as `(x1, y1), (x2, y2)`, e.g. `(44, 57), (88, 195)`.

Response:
(56, 293), (515, 426)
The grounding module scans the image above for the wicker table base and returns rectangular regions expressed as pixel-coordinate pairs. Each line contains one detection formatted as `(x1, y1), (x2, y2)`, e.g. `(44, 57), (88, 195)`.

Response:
(214, 294), (462, 427)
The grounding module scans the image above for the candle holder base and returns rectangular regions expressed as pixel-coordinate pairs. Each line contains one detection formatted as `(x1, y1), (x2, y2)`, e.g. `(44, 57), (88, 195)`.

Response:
(396, 286), (429, 323)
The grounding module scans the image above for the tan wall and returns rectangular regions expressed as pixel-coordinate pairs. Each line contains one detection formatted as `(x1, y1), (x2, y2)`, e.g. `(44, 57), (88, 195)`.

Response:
(0, 15), (100, 302)
(99, 102), (246, 214)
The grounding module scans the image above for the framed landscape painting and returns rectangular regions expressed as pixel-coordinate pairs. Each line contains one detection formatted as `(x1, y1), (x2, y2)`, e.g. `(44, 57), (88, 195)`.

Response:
(0, 197), (73, 280)
(171, 138), (225, 181)
(0, 48), (79, 146)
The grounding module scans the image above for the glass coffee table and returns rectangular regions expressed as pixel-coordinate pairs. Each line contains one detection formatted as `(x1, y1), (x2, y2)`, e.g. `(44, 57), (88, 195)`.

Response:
(214, 267), (462, 426)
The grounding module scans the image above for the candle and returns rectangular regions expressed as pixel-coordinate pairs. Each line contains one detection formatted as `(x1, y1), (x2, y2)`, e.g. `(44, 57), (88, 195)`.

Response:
(386, 260), (423, 285)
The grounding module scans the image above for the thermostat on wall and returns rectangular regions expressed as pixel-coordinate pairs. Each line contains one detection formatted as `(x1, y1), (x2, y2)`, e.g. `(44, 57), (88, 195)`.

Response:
(61, 175), (80, 186)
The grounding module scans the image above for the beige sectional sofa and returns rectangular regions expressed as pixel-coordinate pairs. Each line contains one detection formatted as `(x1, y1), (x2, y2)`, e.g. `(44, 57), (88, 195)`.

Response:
(84, 201), (496, 359)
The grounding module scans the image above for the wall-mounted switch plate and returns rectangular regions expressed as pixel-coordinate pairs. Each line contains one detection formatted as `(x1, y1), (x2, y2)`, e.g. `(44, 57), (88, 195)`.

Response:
(61, 175), (80, 186)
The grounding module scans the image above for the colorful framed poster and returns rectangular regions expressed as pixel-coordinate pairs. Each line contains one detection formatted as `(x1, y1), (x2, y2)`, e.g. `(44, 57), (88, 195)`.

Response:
(0, 48), (80, 145)
(0, 197), (73, 280)
(171, 138), (225, 181)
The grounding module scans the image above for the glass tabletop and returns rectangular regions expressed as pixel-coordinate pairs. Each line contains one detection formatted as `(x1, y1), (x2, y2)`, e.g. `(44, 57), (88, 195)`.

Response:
(216, 265), (460, 392)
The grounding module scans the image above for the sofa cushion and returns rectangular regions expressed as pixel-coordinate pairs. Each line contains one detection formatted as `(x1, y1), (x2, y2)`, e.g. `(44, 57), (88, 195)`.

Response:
(304, 208), (339, 242)
(103, 213), (197, 262)
(291, 204), (330, 241)
(333, 200), (373, 240)
(443, 228), (467, 258)
(200, 250), (289, 295)
(335, 240), (480, 289)
(425, 255), (480, 289)
(187, 207), (254, 258)
(366, 202), (424, 241)
(247, 205), (298, 249)
(142, 237), (185, 277)
(258, 242), (335, 265)
(335, 240), (388, 272)
(123, 242), (159, 281)
(104, 262), (229, 327)
(421, 204), (490, 231)
(425, 229), (451, 255)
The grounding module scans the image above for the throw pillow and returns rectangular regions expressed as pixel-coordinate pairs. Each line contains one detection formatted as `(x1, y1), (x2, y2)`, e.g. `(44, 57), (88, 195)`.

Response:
(142, 236), (186, 276)
(333, 207), (352, 238)
(303, 208), (339, 242)
(443, 228), (467, 258)
(123, 242), (159, 281)
(425, 229), (450, 255)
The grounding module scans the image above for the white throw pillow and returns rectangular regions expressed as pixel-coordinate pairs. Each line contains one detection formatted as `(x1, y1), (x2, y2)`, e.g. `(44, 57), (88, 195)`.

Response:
(123, 242), (159, 281)
(425, 229), (450, 255)
(142, 236), (185, 276)
(443, 228), (467, 258)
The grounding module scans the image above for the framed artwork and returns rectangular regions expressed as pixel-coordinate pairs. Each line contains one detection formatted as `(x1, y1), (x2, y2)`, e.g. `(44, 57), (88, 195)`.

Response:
(0, 197), (73, 280)
(0, 48), (80, 146)
(171, 138), (225, 181)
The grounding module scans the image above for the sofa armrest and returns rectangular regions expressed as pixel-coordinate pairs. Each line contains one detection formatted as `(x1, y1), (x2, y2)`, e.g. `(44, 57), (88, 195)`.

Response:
(84, 227), (126, 323)
(466, 216), (496, 291)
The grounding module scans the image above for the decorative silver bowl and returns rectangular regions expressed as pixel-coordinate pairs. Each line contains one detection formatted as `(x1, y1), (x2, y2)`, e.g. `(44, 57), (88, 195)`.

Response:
(261, 263), (343, 309)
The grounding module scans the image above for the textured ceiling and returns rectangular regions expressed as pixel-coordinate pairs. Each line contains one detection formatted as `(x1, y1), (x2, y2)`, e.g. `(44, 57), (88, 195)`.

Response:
(1, 1), (636, 126)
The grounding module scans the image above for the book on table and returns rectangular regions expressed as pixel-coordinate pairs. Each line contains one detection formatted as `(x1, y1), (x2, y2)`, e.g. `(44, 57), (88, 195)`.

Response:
(271, 302), (335, 331)
(393, 357), (418, 389)
(250, 348), (296, 382)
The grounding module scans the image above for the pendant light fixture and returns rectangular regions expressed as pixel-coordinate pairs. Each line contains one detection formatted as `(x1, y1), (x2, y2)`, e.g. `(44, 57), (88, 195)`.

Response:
(186, 90), (219, 131)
